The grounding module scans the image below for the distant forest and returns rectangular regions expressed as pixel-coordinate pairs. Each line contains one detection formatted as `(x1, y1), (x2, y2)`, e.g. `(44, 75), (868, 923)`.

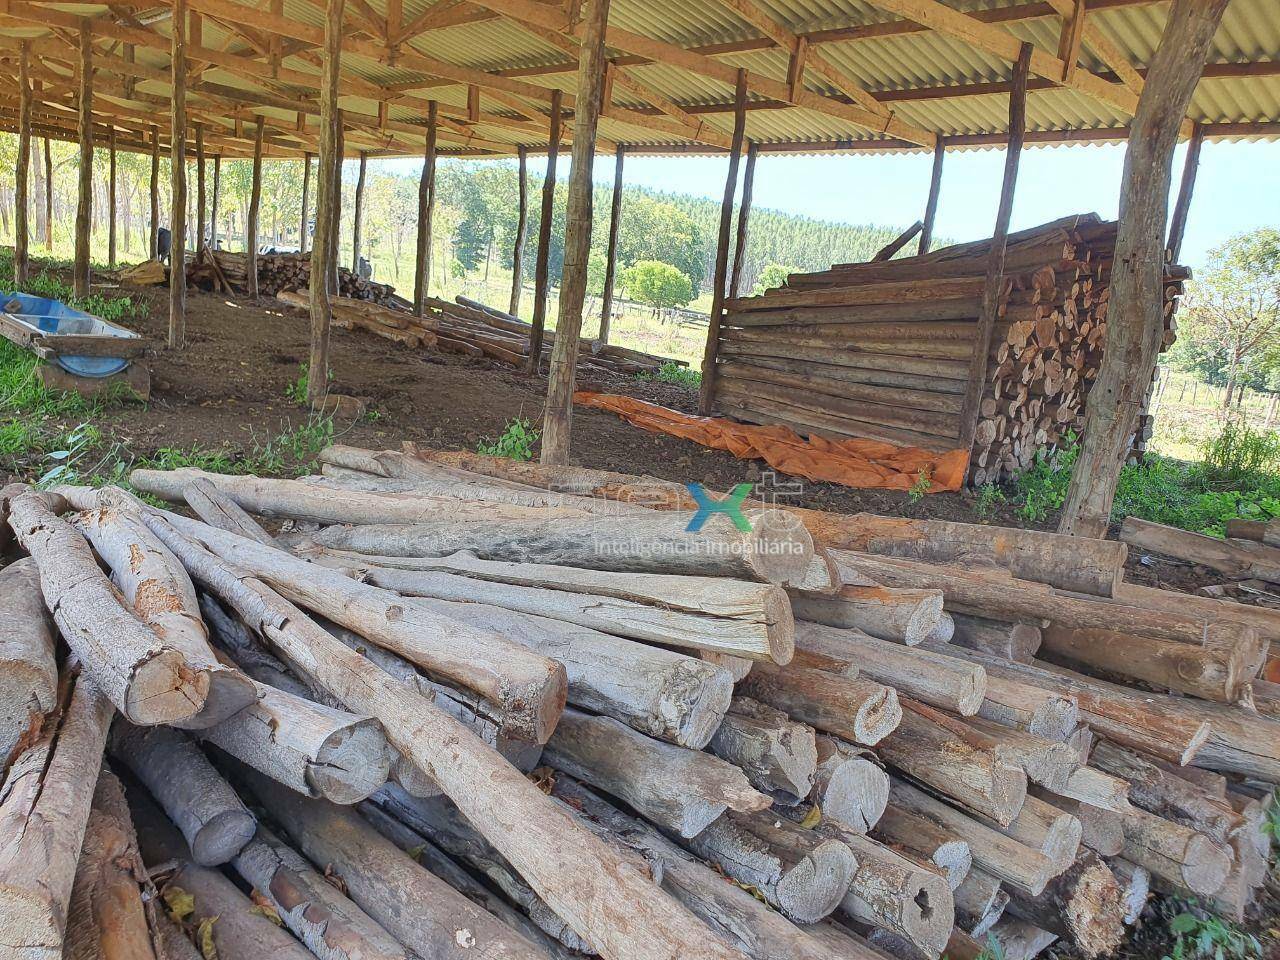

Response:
(0, 136), (920, 297)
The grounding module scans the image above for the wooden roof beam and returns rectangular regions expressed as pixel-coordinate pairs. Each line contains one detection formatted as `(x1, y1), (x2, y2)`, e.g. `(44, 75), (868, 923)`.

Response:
(1044, 0), (1143, 94)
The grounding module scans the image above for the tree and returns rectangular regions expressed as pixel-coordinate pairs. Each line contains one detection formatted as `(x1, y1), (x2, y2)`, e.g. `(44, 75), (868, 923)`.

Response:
(752, 263), (796, 295)
(621, 260), (694, 317)
(1183, 229), (1280, 407)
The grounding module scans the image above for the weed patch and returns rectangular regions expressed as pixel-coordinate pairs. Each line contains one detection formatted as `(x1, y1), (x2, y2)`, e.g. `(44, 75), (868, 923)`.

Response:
(637, 360), (701, 389)
(477, 417), (539, 461)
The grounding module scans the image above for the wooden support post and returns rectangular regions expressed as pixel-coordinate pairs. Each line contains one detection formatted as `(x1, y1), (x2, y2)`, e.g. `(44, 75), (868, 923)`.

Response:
(247, 120), (264, 298)
(43, 137), (53, 251)
(1059, 0), (1231, 537)
(15, 41), (30, 287)
(958, 43), (1031, 460)
(195, 123), (206, 255)
(698, 69), (749, 415)
(210, 155), (221, 250)
(328, 113), (343, 296)
(73, 23), (93, 298)
(169, 6), (187, 348)
(919, 139), (945, 254)
(308, 0), (344, 406)
(599, 144), (624, 344)
(107, 127), (117, 268)
(509, 145), (529, 317)
(526, 89), (564, 374)
(1166, 122), (1203, 264)
(299, 153), (312, 253)
(541, 0), (612, 465)
(351, 151), (367, 274)
(149, 125), (159, 260)
(412, 101), (438, 316)
(729, 141), (758, 299)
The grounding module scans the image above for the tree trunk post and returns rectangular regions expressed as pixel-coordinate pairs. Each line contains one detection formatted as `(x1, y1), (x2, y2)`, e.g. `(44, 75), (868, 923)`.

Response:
(210, 154), (221, 250)
(729, 141), (758, 299)
(247, 120), (264, 299)
(107, 126), (117, 268)
(73, 23), (93, 298)
(351, 151), (367, 274)
(919, 139), (946, 254)
(149, 125), (159, 259)
(15, 41), (30, 287)
(1059, 0), (1231, 537)
(299, 153), (312, 253)
(541, 0), (611, 465)
(195, 123), (206, 256)
(1166, 122), (1203, 264)
(328, 114), (343, 296)
(958, 43), (1032, 462)
(510, 145), (529, 317)
(697, 69), (748, 414)
(308, 0), (344, 406)
(599, 144), (625, 344)
(43, 137), (53, 251)
(169, 6), (187, 348)
(412, 101), (438, 316)
(526, 89), (563, 375)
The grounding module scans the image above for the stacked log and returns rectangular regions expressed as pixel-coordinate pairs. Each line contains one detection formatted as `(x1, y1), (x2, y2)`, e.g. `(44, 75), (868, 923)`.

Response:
(712, 214), (1185, 483)
(0, 448), (1276, 960)
(186, 249), (397, 304)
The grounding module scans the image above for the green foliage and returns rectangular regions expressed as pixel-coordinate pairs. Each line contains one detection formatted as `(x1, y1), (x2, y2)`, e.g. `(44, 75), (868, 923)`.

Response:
(974, 483), (1007, 520)
(1199, 420), (1280, 486)
(974, 933), (1007, 960)
(752, 263), (797, 295)
(1163, 909), (1261, 960)
(286, 364), (310, 405)
(1012, 433), (1080, 523)
(907, 469), (930, 503)
(637, 361), (701, 389)
(621, 261), (695, 312)
(477, 417), (539, 461)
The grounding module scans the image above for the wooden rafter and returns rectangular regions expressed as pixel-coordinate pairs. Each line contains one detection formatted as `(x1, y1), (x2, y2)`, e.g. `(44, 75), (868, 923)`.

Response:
(1045, 0), (1143, 94)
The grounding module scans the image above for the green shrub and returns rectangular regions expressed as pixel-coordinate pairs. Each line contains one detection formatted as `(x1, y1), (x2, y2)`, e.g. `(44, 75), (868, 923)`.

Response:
(1163, 909), (1260, 960)
(637, 360), (701, 389)
(1199, 419), (1280, 486)
(477, 417), (539, 461)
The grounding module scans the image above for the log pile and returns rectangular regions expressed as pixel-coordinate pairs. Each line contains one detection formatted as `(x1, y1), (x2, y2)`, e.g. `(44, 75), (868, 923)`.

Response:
(713, 214), (1185, 484)
(0, 448), (1274, 960)
(185, 249), (397, 304)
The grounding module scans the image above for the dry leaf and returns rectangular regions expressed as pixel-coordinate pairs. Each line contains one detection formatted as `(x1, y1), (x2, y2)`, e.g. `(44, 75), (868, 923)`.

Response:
(528, 766), (556, 794)
(196, 916), (219, 960)
(323, 863), (349, 896)
(248, 890), (283, 926)
(162, 886), (195, 924)
(799, 805), (822, 829)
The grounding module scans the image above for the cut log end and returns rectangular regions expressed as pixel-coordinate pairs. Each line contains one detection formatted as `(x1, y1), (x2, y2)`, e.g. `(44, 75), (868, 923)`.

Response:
(749, 511), (822, 589)
(307, 717), (395, 804)
(129, 648), (211, 725)
(173, 667), (259, 730)
(854, 685), (903, 746)
(191, 808), (259, 867)
(777, 836), (858, 923)
(1182, 833), (1232, 896)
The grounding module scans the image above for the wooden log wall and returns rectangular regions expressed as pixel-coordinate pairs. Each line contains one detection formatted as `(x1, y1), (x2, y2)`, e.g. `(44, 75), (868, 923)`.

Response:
(711, 214), (1185, 485)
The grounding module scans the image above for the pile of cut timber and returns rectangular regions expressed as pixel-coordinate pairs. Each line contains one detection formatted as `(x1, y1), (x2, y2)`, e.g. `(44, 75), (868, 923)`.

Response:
(2, 447), (1275, 960)
(714, 215), (1185, 484)
(186, 249), (397, 304)
(276, 290), (440, 349)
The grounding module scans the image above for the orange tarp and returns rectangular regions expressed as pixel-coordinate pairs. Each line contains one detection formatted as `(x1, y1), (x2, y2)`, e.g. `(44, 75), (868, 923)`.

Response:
(574, 392), (970, 493)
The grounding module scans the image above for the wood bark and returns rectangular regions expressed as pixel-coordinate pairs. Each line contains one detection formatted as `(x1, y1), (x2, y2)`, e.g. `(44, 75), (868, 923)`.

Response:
(698, 69), (747, 414)
(918, 142), (944, 255)
(686, 807), (857, 923)
(413, 101), (438, 315)
(791, 586), (944, 645)
(1119, 806), (1231, 896)
(729, 143), (757, 298)
(1121, 515), (1280, 584)
(194, 124), (205, 256)
(509, 145), (528, 316)
(62, 770), (159, 960)
(1166, 123), (1203, 262)
(812, 736), (890, 834)
(709, 697), (817, 805)
(1058, 0), (1231, 535)
(210, 154), (221, 250)
(300, 153), (312, 253)
(351, 151), (367, 274)
(526, 90), (562, 372)
(599, 145), (625, 343)
(976, 794), (1081, 870)
(740, 660), (901, 746)
(952, 869), (1007, 936)
(169, 3), (186, 347)
(240, 767), (554, 959)
(0, 671), (112, 960)
(0, 557), (57, 764)
(870, 805), (971, 891)
(73, 25), (93, 297)
(14, 42), (30, 286)
(877, 701), (1027, 826)
(246, 120), (264, 297)
(545, 707), (770, 837)
(796, 622), (986, 715)
(889, 779), (1051, 897)
(307, 0), (343, 402)
(950, 614), (1042, 662)
(963, 716), (1084, 793)
(1110, 859), (1150, 925)
(147, 513), (755, 960)
(182, 476), (275, 545)
(1034, 791), (1123, 856)
(7, 491), (207, 725)
(110, 723), (256, 866)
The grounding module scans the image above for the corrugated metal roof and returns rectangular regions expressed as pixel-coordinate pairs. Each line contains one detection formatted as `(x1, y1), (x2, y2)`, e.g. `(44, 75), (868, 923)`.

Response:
(0, 0), (1277, 157)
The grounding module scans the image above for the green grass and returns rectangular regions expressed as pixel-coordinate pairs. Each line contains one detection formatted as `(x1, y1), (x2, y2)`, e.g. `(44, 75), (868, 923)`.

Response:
(636, 360), (702, 389)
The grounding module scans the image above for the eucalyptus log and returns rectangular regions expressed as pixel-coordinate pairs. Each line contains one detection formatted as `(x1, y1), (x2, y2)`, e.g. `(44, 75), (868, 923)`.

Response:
(790, 586), (943, 645)
(739, 660), (901, 746)
(686, 808), (858, 923)
(183, 476), (275, 545)
(7, 490), (207, 725)
(241, 767), (552, 959)
(1110, 859), (1150, 924)
(812, 736), (889, 833)
(1120, 516), (1280, 583)
(977, 794), (1080, 869)
(1031, 792), (1123, 856)
(1120, 806), (1231, 896)
(1058, 765), (1133, 814)
(797, 624), (985, 715)
(949, 614), (1042, 662)
(952, 869), (1007, 937)
(709, 697), (817, 805)
(0, 672), (113, 959)
(876, 701), (1026, 826)
(963, 716), (1084, 792)
(987, 918), (1057, 960)
(545, 707), (770, 838)
(70, 499), (256, 727)
(109, 723), (255, 866)
(0, 557), (57, 762)
(62, 770), (158, 960)
(1146, 694), (1280, 782)
(888, 780), (1051, 896)
(870, 806), (971, 890)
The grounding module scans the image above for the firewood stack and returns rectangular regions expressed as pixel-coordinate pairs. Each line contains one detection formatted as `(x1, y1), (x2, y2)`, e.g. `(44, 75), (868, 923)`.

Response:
(714, 214), (1185, 485)
(185, 249), (398, 304)
(0, 447), (1275, 960)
